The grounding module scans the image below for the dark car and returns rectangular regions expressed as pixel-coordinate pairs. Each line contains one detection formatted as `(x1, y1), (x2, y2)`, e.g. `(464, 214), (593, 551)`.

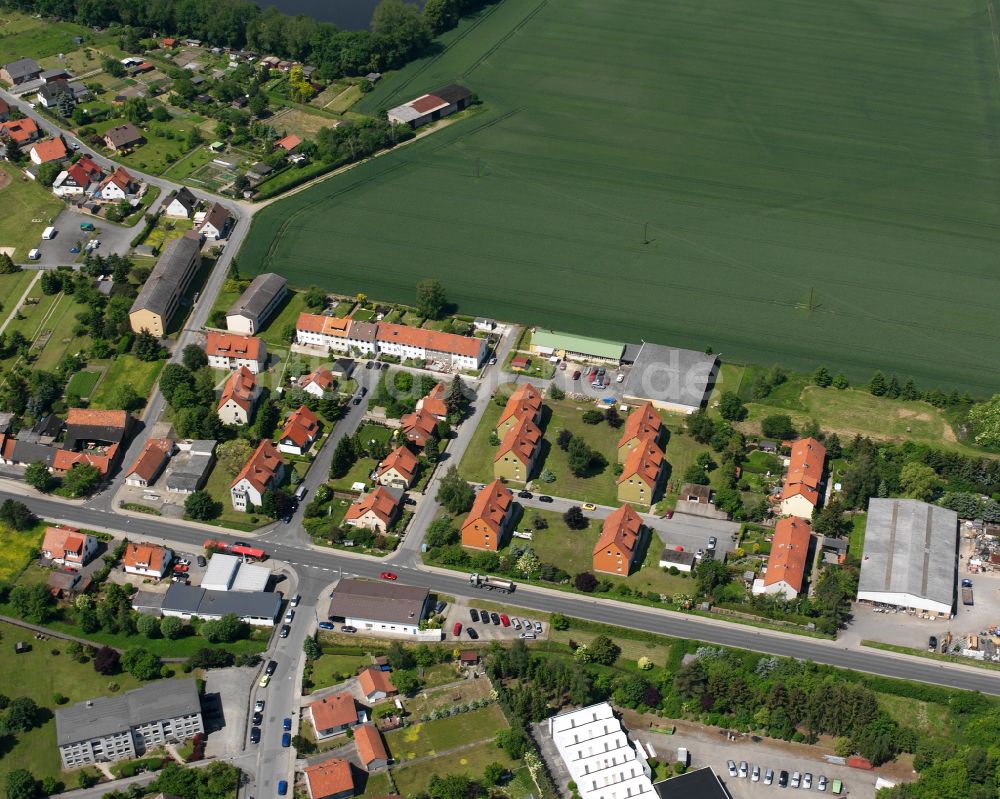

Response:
(318, 621), (334, 630)
(341, 625), (357, 633)
(250, 727), (261, 744)
(467, 627), (479, 639)
(778, 770), (789, 788)
(283, 717), (292, 731)
(434, 600), (447, 614)
(365, 361), (373, 369)
(265, 660), (277, 676)
(480, 610), (491, 624)
(539, 495), (554, 503)
(490, 612), (501, 625)
(517, 490), (533, 499)
(962, 578), (973, 588)
(279, 624), (290, 638)
(470, 609), (480, 622)
(281, 732), (291, 747)
(929, 635), (938, 651)
(196, 555), (207, 567)
(381, 362), (389, 370)
(353, 397), (362, 405)
(252, 711), (263, 725)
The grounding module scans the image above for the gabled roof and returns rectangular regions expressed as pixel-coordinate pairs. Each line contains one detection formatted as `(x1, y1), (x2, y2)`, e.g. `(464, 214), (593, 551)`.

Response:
(66, 408), (129, 429)
(764, 517), (812, 592)
(3, 57), (40, 81)
(418, 382), (448, 418)
(30, 137), (67, 163)
(103, 122), (142, 147)
(781, 437), (826, 505)
(376, 322), (482, 358)
(594, 505), (642, 558)
(42, 525), (88, 557)
(53, 448), (117, 475)
(433, 84), (472, 105)
(296, 312), (350, 337)
(354, 723), (388, 766)
(618, 401), (661, 448)
(280, 405), (319, 447)
(67, 155), (104, 186)
(218, 366), (258, 412)
(0, 117), (37, 143)
(206, 332), (264, 361)
(305, 758), (353, 799)
(497, 383), (542, 429)
(168, 187), (197, 213)
(301, 366), (335, 393)
(99, 165), (132, 193)
(345, 486), (402, 527)
(123, 541), (169, 572)
(127, 437), (172, 482)
(495, 416), (542, 466)
(228, 273), (287, 320)
(376, 445), (419, 485)
(275, 134), (301, 152)
(358, 666), (396, 696)
(199, 201), (232, 233)
(400, 407), (438, 443)
(130, 233), (202, 318)
(618, 440), (664, 487)
(463, 478), (512, 536)
(231, 440), (283, 494)
(310, 692), (357, 730)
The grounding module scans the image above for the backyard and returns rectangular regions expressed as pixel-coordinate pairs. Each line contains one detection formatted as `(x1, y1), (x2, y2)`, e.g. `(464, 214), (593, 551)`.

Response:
(0, 521), (45, 581)
(89, 356), (165, 410)
(0, 163), (64, 260)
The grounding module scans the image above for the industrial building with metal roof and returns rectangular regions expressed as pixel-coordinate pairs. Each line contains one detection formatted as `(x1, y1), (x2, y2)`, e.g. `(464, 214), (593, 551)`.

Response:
(530, 328), (625, 364)
(622, 342), (718, 414)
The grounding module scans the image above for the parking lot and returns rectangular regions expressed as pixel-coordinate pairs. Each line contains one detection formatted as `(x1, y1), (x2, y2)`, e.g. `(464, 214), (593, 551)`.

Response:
(440, 598), (547, 644)
(28, 207), (140, 267)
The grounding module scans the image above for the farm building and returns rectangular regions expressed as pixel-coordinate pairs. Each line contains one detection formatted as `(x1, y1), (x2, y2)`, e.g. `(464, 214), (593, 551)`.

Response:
(621, 342), (718, 414)
(530, 329), (624, 364)
(857, 499), (958, 617)
(387, 84), (473, 129)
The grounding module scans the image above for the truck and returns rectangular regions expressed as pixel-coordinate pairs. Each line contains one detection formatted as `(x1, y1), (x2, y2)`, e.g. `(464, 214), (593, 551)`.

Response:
(962, 587), (974, 606)
(202, 539), (267, 561)
(469, 573), (515, 593)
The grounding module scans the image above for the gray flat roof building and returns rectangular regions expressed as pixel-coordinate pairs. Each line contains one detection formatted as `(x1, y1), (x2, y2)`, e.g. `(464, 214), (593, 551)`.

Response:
(622, 342), (718, 414)
(226, 272), (287, 334)
(857, 498), (958, 617)
(328, 578), (428, 626)
(160, 583), (281, 625)
(163, 440), (215, 493)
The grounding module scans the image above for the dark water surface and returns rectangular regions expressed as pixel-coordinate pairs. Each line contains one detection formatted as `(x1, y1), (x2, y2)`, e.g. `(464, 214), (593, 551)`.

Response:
(259, 0), (424, 31)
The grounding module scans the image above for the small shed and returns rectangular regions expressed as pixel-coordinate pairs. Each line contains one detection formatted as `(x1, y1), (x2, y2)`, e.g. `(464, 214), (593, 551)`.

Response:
(14, 642), (30, 654)
(459, 650), (480, 666)
(758, 440), (778, 454)
(511, 356), (529, 370)
(680, 483), (712, 504)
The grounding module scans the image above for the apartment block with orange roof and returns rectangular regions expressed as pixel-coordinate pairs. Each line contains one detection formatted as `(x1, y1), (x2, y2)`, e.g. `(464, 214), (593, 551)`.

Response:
(493, 416), (542, 483)
(205, 332), (267, 373)
(495, 383), (543, 436)
(230, 440), (284, 511)
(617, 440), (664, 505)
(375, 322), (487, 370)
(779, 437), (826, 519)
(375, 445), (420, 489)
(593, 505), (644, 575)
(461, 478), (513, 551)
(616, 401), (662, 462)
(295, 312), (352, 353)
(217, 366), (260, 426)
(752, 517), (813, 599)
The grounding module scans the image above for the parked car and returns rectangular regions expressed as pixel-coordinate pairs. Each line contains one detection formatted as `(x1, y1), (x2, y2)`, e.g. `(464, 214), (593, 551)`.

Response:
(266, 660), (277, 675)
(616, 373), (625, 383)
(470, 609), (480, 622)
(291, 594), (301, 607)
(519, 632), (536, 639)
(559, 361), (566, 370)
(739, 761), (748, 778)
(467, 627), (479, 639)
(250, 727), (261, 744)
(707, 536), (717, 549)
(255, 700), (265, 712)
(490, 612), (501, 626)
(380, 571), (397, 580)
(539, 495), (553, 503)
(453, 622), (462, 636)
(252, 711), (263, 725)
(779, 770), (789, 788)
(283, 718), (292, 731)
(533, 620), (542, 633)
(804, 773), (813, 789)
(727, 761), (737, 778)
(582, 503), (597, 511)
(279, 625), (290, 639)
(434, 600), (447, 614)
(764, 768), (774, 785)
(791, 771), (801, 788)
(352, 397), (362, 405)
(572, 370), (581, 380)
(69, 246), (80, 253)
(404, 497), (417, 506)
(928, 635), (938, 651)
(521, 618), (531, 629)
(196, 555), (207, 567)
(517, 490), (533, 499)
(80, 222), (95, 231)
(281, 732), (291, 747)
(259, 675), (270, 688)
(284, 610), (294, 623)
(340, 625), (357, 633)
(499, 614), (510, 627)
(752, 764), (760, 782)
(177, 558), (190, 566)
(277, 780), (288, 796)
(818, 775), (828, 792)
(365, 361), (373, 369)
(512, 617), (521, 629)
(318, 621), (334, 630)
(480, 610), (491, 623)
(962, 578), (973, 588)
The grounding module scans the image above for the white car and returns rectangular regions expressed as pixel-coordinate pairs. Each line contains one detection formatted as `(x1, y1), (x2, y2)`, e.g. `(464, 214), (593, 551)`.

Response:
(254, 700), (265, 712)
(284, 610), (294, 623)
(764, 768), (774, 785)
(511, 618), (521, 629)
(751, 765), (760, 782)
(290, 594), (301, 607)
(818, 775), (828, 792)
(804, 773), (813, 790)
(533, 620), (542, 633)
(791, 771), (801, 788)
(739, 762), (748, 779)
(727, 761), (737, 778)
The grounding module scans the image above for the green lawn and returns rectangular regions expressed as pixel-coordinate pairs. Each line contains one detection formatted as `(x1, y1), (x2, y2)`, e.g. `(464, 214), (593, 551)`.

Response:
(847, 513), (867, 564)
(0, 163), (64, 260)
(0, 270), (36, 317)
(32, 293), (92, 372)
(330, 458), (377, 492)
(458, 389), (507, 483)
(0, 522), (45, 581)
(240, 0), (1000, 393)
(143, 217), (194, 252)
(0, 11), (104, 62)
(359, 771), (393, 797)
(384, 704), (508, 763)
(161, 146), (216, 182)
(89, 356), (164, 409)
(392, 740), (524, 797)
(308, 652), (371, 690)
(200, 461), (271, 531)
(257, 291), (308, 347)
(878, 693), (951, 736)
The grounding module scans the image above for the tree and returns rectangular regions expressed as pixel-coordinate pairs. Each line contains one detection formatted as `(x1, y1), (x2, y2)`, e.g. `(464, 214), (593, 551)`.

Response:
(446, 376), (465, 415)
(761, 414), (796, 440)
(216, 439), (255, 476)
(4, 770), (39, 799)
(574, 571), (598, 592)
(62, 464), (101, 497)
(4, 697), (39, 733)
(495, 728), (529, 759)
(812, 366), (832, 387)
(581, 409), (604, 425)
(185, 490), (221, 521)
(899, 461), (941, 501)
(93, 646), (120, 675)
(437, 465), (474, 514)
(550, 613), (569, 630)
(718, 391), (747, 421)
(869, 371), (887, 396)
(136, 613), (161, 639)
(391, 669), (420, 696)
(261, 488), (294, 519)
(549, 385), (566, 401)
(0, 499), (34, 531)
(566, 436), (598, 477)
(694, 559), (730, 596)
(373, 0), (432, 65)
(557, 429), (573, 451)
(682, 463), (710, 485)
(110, 383), (141, 412)
(832, 372), (849, 390)
(201, 613), (249, 643)
(249, 93), (268, 117)
(303, 636), (322, 661)
(36, 161), (62, 187)
(160, 616), (184, 640)
(159, 364), (194, 405)
(39, 271), (62, 296)
(181, 344), (208, 371)
(812, 498), (850, 537)
(9, 584), (53, 624)
(0, 253), (19, 274)
(968, 395), (1000, 447)
(425, 517), (458, 548)
(122, 97), (151, 124)
(304, 285), (327, 310)
(900, 378), (919, 401)
(423, 437), (440, 462)
(329, 436), (357, 478)
(588, 635), (621, 666)
(120, 647), (162, 680)
(563, 505), (587, 530)
(134, 329), (165, 361)
(687, 410), (715, 443)
(416, 278), (447, 319)
(423, 0), (458, 33)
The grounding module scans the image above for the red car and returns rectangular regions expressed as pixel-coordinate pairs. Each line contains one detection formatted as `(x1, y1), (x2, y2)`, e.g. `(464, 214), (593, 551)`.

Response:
(499, 614), (510, 627)
(453, 622), (462, 637)
(173, 563), (189, 573)
(380, 571), (397, 581)
(572, 370), (581, 380)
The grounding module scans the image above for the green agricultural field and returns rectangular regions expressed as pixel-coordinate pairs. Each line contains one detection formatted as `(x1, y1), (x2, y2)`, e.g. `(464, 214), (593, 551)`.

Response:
(0, 11), (102, 62)
(240, 0), (1000, 392)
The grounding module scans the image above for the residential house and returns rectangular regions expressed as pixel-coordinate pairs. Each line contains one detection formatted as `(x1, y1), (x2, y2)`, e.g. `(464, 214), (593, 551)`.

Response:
(616, 401), (662, 462)
(400, 407), (437, 448)
(225, 273), (287, 335)
(0, 98), (8, 121)
(459, 650), (480, 666)
(161, 37), (178, 48)
(416, 382), (448, 420)
(347, 321), (378, 356)
(779, 437), (826, 519)
(41, 526), (98, 569)
(295, 312), (350, 351)
(96, 166), (135, 201)
(617, 440), (664, 505)
(680, 483), (712, 505)
(0, 117), (38, 144)
(493, 416), (542, 482)
(300, 366), (335, 397)
(277, 405), (320, 455)
(387, 84), (473, 129)
(128, 232), (202, 336)
(1, 57), (41, 86)
(495, 383), (542, 435)
(230, 440), (284, 511)
(331, 359), (355, 378)
(275, 134), (301, 153)
(658, 548), (696, 572)
(593, 505), (643, 575)
(48, 570), (91, 598)
(375, 323), (487, 370)
(205, 332), (266, 373)
(29, 137), (67, 165)
(52, 155), (104, 198)
(197, 202), (233, 240)
(217, 366), (260, 426)
(164, 187), (198, 218)
(309, 692), (363, 739)
(36, 79), (74, 109)
(54, 408), (135, 477)
(304, 758), (354, 799)
(752, 517), (812, 600)
(357, 666), (396, 702)
(461, 478), (513, 551)
(474, 317), (495, 332)
(103, 123), (143, 151)
(375, 445), (420, 489)
(124, 438), (173, 487)
(354, 724), (389, 771)
(123, 542), (173, 578)
(344, 486), (402, 533)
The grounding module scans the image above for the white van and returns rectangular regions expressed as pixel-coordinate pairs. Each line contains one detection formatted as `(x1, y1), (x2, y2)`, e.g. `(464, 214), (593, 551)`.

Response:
(41, 226), (56, 240)
(28, 249), (40, 260)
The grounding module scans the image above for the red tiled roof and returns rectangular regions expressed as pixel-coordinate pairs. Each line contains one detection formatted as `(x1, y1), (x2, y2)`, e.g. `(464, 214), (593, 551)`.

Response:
(400, 408), (437, 445)
(231, 440), (283, 494)
(42, 526), (85, 558)
(376, 322), (482, 358)
(0, 117), (38, 143)
(463, 479), (512, 536)
(497, 383), (542, 429)
(280, 405), (319, 448)
(358, 666), (396, 696)
(296, 312), (350, 337)
(594, 505), (642, 558)
(618, 440), (664, 487)
(218, 366), (258, 413)
(305, 758), (354, 799)
(345, 486), (401, 527)
(354, 723), (388, 766)
(764, 517), (812, 592)
(301, 366), (336, 392)
(275, 134), (301, 152)
(376, 445), (419, 485)
(418, 382), (448, 418)
(66, 408), (129, 428)
(310, 692), (357, 731)
(494, 416), (542, 466)
(618, 402), (661, 449)
(99, 165), (132, 192)
(31, 137), (68, 163)
(127, 438), (171, 482)
(780, 437), (826, 505)
(123, 542), (168, 572)
(52, 447), (118, 475)
(206, 332), (264, 361)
